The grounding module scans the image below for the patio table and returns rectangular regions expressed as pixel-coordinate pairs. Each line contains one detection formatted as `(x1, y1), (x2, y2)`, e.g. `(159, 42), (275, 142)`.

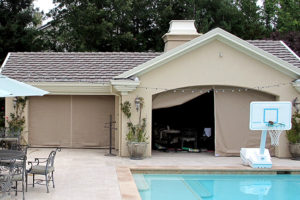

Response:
(0, 137), (19, 143)
(0, 150), (24, 160)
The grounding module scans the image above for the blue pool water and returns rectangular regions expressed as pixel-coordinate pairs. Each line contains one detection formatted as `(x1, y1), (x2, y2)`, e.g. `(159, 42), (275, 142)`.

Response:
(133, 174), (300, 200)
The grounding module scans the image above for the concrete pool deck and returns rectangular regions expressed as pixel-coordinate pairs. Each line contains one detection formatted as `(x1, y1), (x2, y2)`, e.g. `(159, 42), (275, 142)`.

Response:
(17, 148), (300, 200)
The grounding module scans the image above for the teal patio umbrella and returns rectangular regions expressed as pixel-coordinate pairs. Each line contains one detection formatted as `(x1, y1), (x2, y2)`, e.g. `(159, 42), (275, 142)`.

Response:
(0, 74), (49, 97)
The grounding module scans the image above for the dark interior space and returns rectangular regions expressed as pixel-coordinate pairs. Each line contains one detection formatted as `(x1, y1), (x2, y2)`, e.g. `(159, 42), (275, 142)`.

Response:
(0, 98), (4, 128)
(152, 91), (215, 152)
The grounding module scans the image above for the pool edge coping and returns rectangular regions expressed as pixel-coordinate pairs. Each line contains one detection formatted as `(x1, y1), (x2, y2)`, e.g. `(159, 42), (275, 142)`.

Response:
(116, 166), (300, 200)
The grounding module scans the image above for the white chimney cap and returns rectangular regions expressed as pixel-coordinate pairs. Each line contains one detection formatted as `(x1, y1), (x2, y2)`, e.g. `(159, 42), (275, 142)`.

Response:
(167, 20), (198, 35)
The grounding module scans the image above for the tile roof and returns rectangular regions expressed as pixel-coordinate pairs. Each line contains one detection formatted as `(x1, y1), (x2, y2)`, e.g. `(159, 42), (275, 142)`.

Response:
(247, 40), (300, 68)
(1, 52), (161, 83)
(1, 40), (299, 83)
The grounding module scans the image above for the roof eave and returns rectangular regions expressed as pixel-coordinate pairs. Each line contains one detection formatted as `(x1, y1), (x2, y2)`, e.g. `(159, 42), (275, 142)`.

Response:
(110, 79), (140, 95)
(280, 41), (300, 61)
(28, 82), (112, 95)
(115, 28), (300, 79)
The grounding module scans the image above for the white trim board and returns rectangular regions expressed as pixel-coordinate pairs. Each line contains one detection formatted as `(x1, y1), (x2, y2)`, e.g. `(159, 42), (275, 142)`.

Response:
(0, 53), (11, 73)
(280, 41), (300, 61)
(28, 82), (112, 95)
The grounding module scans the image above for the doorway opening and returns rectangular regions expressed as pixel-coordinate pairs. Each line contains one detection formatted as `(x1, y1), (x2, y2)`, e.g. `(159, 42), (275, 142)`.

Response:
(152, 91), (215, 153)
(0, 98), (4, 128)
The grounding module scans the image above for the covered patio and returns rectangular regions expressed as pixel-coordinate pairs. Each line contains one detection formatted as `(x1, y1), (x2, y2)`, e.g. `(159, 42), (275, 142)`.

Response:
(21, 148), (300, 200)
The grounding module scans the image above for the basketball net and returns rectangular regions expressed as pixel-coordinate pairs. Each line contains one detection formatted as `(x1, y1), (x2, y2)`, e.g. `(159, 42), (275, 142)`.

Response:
(267, 122), (284, 146)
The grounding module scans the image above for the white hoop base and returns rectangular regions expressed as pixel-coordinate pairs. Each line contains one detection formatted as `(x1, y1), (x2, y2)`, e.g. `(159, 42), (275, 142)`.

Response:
(240, 148), (272, 168)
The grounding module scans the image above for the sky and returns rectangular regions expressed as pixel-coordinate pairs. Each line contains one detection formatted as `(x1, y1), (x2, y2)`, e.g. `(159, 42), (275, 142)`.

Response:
(34, 0), (55, 13)
(33, 0), (55, 24)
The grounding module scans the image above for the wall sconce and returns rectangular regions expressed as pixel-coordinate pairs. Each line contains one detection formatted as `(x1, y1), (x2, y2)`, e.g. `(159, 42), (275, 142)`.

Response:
(292, 97), (300, 112)
(135, 97), (141, 111)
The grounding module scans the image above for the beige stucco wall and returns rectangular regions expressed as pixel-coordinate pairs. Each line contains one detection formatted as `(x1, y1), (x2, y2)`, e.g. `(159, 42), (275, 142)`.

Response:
(119, 39), (300, 158)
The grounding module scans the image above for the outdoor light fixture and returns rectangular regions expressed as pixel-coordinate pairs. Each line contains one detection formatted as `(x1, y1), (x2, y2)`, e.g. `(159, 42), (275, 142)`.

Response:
(292, 97), (300, 112)
(135, 97), (141, 111)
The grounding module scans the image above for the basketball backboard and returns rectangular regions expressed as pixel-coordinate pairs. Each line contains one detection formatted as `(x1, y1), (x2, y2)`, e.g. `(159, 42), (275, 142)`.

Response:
(249, 101), (292, 130)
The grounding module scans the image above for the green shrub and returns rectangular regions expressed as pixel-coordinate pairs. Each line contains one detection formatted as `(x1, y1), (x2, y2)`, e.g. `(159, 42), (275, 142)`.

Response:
(286, 111), (300, 144)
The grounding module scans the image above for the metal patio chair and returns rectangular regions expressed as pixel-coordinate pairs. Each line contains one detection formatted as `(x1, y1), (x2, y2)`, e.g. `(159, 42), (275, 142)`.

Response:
(26, 148), (61, 193)
(0, 145), (28, 199)
(11, 154), (26, 200)
(0, 158), (16, 199)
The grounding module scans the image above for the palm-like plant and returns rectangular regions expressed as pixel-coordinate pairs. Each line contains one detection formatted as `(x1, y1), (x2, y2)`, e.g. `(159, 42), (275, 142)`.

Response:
(121, 97), (147, 142)
(287, 111), (300, 144)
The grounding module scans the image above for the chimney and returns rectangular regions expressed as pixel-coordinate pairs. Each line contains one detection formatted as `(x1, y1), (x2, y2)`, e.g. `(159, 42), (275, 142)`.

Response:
(162, 20), (201, 52)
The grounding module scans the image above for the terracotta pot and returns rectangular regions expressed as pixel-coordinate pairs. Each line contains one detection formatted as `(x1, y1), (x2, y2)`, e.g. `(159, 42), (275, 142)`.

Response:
(289, 143), (300, 160)
(127, 142), (147, 160)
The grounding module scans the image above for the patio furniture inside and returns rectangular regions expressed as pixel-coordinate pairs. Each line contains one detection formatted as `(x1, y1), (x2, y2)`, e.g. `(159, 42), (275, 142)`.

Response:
(152, 92), (215, 152)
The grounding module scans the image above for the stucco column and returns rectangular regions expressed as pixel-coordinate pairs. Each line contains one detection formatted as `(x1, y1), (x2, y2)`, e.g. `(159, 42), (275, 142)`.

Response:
(142, 92), (153, 157)
(23, 99), (29, 144)
(5, 97), (29, 145)
(120, 94), (131, 157)
(5, 98), (14, 126)
(119, 91), (153, 157)
(114, 95), (120, 151)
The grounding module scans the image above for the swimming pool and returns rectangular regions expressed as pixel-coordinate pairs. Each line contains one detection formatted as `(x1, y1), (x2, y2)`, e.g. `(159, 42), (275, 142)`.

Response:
(133, 173), (300, 200)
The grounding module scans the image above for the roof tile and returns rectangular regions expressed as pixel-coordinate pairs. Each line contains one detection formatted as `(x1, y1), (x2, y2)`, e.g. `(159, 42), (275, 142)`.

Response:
(1, 52), (161, 83)
(1, 40), (299, 83)
(247, 40), (300, 68)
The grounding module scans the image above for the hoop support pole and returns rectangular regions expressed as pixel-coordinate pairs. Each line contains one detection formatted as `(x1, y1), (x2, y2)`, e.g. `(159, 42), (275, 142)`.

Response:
(260, 130), (268, 155)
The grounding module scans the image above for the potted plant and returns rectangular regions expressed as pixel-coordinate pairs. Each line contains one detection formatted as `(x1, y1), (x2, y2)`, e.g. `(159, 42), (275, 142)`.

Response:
(121, 97), (148, 159)
(286, 111), (300, 160)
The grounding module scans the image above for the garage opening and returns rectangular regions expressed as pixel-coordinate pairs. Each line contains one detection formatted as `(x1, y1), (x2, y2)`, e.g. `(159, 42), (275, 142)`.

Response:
(152, 91), (215, 153)
(29, 95), (115, 148)
(152, 86), (276, 156)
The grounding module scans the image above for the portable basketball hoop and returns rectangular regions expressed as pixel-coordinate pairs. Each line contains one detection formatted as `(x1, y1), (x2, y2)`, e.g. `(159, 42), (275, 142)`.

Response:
(240, 101), (292, 168)
(267, 122), (285, 146)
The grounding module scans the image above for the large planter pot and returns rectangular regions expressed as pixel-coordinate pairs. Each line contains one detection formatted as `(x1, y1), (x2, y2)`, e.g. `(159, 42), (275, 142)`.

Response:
(127, 142), (147, 160)
(289, 143), (300, 160)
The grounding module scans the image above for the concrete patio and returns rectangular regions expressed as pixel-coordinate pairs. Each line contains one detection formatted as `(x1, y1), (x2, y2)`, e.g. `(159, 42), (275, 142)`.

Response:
(13, 148), (300, 200)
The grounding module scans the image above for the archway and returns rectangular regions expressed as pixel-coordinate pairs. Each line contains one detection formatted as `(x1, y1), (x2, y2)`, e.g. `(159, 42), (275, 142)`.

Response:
(151, 86), (276, 156)
(152, 87), (214, 153)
